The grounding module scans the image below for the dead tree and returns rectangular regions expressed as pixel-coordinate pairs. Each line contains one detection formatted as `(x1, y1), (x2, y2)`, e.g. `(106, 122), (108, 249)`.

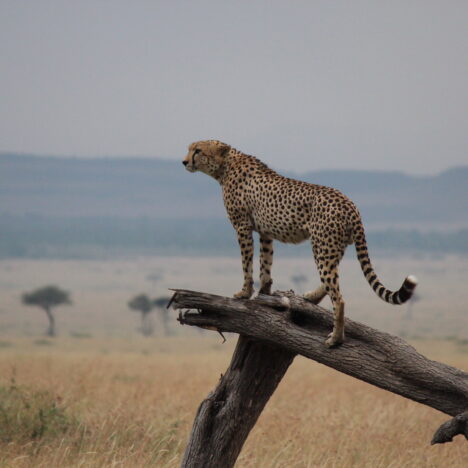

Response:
(169, 289), (468, 468)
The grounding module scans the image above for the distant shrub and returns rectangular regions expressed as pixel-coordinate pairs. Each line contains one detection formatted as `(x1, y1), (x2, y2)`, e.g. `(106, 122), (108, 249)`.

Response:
(0, 379), (78, 443)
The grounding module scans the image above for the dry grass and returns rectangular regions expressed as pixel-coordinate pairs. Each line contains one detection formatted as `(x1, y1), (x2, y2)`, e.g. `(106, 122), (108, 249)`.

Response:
(0, 337), (466, 467)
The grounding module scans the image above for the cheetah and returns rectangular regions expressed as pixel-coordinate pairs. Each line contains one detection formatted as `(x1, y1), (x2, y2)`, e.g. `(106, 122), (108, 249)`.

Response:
(182, 140), (418, 347)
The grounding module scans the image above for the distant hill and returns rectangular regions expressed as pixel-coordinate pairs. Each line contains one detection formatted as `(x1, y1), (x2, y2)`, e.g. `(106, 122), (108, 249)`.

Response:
(0, 153), (220, 219)
(1, 153), (467, 227)
(1, 153), (467, 258)
(1, 214), (467, 259)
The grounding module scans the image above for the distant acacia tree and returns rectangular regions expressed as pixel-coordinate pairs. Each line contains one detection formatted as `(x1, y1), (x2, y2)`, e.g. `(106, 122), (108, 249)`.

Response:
(153, 296), (172, 336)
(128, 294), (154, 336)
(22, 285), (71, 337)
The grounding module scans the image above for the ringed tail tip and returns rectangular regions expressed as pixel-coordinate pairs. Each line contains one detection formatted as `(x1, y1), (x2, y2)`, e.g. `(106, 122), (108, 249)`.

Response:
(396, 275), (418, 304)
(405, 275), (418, 287)
(366, 272), (418, 305)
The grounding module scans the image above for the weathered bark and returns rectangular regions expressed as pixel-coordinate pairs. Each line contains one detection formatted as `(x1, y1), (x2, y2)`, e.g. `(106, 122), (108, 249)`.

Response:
(171, 289), (467, 466)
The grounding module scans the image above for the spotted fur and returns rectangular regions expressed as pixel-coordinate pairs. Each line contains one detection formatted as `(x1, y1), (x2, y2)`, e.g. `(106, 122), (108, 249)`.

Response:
(183, 140), (418, 347)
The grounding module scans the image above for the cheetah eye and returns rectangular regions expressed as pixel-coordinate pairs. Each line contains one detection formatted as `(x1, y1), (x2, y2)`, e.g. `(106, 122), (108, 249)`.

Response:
(193, 149), (201, 155)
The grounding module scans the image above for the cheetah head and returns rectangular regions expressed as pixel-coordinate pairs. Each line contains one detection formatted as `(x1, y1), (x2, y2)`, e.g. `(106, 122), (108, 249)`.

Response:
(183, 140), (230, 178)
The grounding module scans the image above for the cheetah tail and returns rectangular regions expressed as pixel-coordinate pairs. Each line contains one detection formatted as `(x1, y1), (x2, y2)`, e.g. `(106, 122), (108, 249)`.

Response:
(354, 227), (418, 305)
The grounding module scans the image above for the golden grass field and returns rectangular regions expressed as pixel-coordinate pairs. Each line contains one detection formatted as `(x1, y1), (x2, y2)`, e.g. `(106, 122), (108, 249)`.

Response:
(0, 256), (467, 467)
(0, 337), (467, 468)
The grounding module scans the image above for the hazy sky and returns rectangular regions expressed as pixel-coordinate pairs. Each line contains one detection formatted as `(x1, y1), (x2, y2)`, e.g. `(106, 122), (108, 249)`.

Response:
(1, 1), (467, 174)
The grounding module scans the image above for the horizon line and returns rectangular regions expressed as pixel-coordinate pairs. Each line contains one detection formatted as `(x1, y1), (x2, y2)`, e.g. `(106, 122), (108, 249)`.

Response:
(1, 150), (467, 178)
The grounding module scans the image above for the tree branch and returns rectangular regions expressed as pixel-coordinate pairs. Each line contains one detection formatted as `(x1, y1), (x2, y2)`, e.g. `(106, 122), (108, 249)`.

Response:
(431, 411), (468, 445)
(171, 289), (467, 465)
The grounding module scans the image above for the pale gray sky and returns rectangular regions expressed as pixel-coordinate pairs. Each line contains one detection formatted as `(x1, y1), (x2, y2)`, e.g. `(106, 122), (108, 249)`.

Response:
(1, 1), (467, 174)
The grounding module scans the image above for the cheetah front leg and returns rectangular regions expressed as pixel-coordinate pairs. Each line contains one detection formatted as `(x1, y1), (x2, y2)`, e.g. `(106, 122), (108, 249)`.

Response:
(233, 225), (254, 299)
(259, 234), (274, 295)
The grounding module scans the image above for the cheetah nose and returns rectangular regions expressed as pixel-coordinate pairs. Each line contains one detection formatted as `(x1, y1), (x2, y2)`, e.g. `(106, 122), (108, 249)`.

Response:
(182, 160), (188, 166)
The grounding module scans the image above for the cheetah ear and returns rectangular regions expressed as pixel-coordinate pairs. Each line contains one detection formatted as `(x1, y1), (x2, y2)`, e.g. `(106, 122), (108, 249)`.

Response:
(213, 142), (230, 158)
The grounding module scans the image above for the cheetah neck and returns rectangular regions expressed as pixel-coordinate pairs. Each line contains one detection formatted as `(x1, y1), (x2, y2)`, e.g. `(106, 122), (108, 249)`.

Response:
(218, 151), (274, 185)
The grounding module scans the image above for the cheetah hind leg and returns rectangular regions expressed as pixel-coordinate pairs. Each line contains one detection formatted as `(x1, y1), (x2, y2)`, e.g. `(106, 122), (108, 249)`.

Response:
(325, 299), (345, 348)
(303, 284), (327, 304)
(310, 240), (346, 347)
(304, 284), (344, 347)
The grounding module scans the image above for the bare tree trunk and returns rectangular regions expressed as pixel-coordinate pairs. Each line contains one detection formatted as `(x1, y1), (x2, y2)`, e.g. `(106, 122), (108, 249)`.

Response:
(141, 311), (153, 336)
(44, 306), (55, 337)
(181, 336), (294, 467)
(170, 289), (468, 467)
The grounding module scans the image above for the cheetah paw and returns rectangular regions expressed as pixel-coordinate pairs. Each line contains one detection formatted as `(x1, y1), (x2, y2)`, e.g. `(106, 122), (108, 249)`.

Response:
(233, 289), (253, 299)
(258, 280), (272, 295)
(325, 332), (344, 348)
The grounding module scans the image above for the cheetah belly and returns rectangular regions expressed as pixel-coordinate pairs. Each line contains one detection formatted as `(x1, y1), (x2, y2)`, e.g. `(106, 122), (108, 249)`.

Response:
(251, 211), (310, 244)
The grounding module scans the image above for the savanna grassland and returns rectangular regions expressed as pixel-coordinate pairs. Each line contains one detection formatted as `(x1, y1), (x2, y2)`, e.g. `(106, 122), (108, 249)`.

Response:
(0, 255), (467, 467)
(0, 337), (467, 468)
